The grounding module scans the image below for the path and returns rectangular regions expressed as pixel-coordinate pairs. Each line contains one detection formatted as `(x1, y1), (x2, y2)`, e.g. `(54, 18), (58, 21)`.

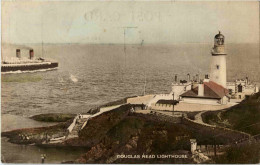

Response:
(193, 111), (212, 126)
(48, 105), (123, 143)
(66, 118), (89, 139)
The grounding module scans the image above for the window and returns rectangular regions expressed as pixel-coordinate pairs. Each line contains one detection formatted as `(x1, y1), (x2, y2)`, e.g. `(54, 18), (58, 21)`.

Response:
(216, 65), (220, 69)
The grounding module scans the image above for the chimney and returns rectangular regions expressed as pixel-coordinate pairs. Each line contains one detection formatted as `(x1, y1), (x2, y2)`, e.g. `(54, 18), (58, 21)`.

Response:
(16, 49), (21, 58)
(175, 75), (178, 82)
(29, 49), (34, 60)
(195, 74), (199, 82)
(204, 74), (210, 82)
(198, 83), (204, 96)
(197, 74), (200, 82)
(187, 73), (190, 82)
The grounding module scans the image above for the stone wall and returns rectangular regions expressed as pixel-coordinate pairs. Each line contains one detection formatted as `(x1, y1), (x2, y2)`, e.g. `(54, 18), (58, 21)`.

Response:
(127, 95), (154, 105)
(134, 111), (182, 124)
(182, 117), (250, 144)
(151, 102), (234, 112)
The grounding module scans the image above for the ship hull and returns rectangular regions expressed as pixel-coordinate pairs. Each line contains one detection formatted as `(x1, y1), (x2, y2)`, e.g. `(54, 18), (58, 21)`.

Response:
(1, 62), (58, 72)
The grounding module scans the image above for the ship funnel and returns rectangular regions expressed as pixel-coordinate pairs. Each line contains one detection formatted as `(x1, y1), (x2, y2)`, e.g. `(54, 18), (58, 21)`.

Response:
(29, 49), (34, 60)
(16, 49), (21, 59)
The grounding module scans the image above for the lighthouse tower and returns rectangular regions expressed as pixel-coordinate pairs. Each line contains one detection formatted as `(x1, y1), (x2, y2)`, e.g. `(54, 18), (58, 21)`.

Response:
(210, 31), (227, 88)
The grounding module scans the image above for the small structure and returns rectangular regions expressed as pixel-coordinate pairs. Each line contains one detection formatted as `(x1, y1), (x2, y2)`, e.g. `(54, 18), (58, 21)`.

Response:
(171, 77), (192, 100)
(227, 78), (259, 100)
(190, 139), (197, 154)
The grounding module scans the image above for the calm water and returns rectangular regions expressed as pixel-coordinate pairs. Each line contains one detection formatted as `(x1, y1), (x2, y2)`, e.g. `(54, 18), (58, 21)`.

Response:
(1, 137), (88, 163)
(1, 43), (260, 163)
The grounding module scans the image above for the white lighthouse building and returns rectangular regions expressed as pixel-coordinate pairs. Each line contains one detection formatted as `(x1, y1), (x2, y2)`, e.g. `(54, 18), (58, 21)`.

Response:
(127, 31), (259, 111)
(210, 31), (227, 88)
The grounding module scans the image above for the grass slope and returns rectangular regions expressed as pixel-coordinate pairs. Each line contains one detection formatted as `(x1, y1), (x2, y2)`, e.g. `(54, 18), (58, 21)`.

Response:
(215, 143), (260, 164)
(202, 92), (260, 163)
(202, 92), (260, 135)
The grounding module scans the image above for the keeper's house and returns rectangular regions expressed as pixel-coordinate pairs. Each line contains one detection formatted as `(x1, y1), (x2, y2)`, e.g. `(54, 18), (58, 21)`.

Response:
(180, 80), (229, 105)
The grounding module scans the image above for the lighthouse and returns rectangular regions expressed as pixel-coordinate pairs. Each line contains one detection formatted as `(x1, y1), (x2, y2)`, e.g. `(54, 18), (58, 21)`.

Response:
(210, 31), (227, 88)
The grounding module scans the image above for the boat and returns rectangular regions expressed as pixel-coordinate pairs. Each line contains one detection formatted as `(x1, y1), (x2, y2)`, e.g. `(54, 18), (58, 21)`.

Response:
(1, 49), (58, 73)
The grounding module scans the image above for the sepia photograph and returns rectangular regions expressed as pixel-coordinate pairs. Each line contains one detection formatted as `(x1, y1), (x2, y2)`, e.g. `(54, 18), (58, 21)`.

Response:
(1, 0), (260, 164)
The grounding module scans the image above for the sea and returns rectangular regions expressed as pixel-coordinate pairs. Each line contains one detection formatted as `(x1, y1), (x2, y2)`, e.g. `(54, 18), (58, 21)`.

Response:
(1, 43), (260, 163)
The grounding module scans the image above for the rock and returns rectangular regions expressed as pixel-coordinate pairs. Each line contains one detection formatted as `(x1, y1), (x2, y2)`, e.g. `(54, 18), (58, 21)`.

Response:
(125, 144), (132, 151)
(129, 136), (138, 148)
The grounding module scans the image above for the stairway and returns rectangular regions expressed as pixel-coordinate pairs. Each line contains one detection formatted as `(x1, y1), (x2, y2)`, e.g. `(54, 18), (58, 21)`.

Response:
(65, 105), (123, 140)
(66, 118), (89, 139)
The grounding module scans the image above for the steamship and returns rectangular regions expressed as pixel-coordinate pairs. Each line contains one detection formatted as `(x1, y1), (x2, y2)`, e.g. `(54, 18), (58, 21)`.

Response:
(1, 49), (58, 73)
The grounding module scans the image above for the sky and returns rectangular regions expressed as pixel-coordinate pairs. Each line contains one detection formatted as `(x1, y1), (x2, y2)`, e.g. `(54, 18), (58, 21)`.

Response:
(2, 1), (259, 44)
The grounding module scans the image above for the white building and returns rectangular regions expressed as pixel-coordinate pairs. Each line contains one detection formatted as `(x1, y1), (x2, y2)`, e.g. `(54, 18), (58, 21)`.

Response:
(180, 78), (229, 105)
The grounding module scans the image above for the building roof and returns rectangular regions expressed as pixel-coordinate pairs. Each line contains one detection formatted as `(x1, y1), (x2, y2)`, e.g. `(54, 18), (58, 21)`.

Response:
(204, 81), (229, 97)
(180, 81), (228, 99)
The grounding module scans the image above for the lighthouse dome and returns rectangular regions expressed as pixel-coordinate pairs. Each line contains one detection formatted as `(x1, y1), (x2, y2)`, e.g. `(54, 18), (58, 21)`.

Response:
(215, 31), (224, 39)
(214, 31), (224, 45)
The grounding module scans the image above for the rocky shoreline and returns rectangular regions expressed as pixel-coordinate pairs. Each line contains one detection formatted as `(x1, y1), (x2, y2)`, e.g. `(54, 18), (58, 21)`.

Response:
(30, 113), (76, 122)
(2, 121), (71, 145)
(3, 93), (260, 164)
(1, 104), (194, 163)
(1, 96), (132, 146)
